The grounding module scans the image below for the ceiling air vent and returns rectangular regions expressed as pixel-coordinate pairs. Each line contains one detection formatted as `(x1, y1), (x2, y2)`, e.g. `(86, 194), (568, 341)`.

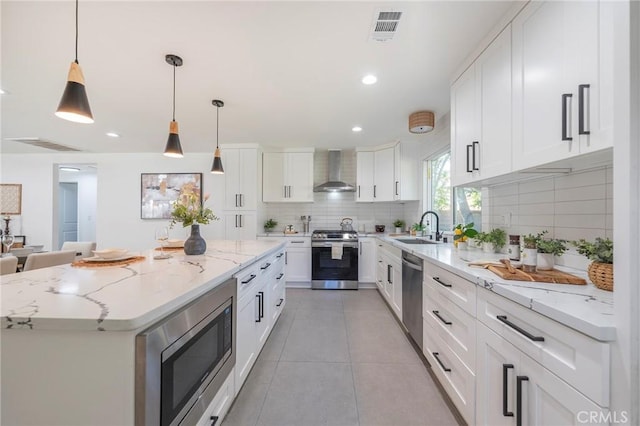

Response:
(3, 137), (82, 152)
(370, 10), (403, 42)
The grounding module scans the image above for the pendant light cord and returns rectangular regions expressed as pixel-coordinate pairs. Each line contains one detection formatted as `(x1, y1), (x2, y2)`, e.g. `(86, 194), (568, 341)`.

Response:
(172, 64), (176, 121)
(74, 0), (79, 64)
(216, 105), (219, 148)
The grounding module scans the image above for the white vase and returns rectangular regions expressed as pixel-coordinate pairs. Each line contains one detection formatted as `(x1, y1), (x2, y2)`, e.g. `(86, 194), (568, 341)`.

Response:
(457, 241), (468, 251)
(522, 248), (537, 272)
(537, 253), (554, 270)
(482, 242), (495, 253)
(395, 227), (402, 234)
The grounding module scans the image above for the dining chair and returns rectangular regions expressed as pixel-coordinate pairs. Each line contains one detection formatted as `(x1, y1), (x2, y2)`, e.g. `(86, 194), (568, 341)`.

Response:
(60, 241), (97, 259)
(0, 256), (19, 275)
(23, 250), (76, 272)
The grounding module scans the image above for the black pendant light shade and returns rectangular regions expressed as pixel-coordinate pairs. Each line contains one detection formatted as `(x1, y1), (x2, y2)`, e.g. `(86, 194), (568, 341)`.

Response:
(163, 54), (184, 158)
(56, 0), (93, 124)
(211, 99), (225, 174)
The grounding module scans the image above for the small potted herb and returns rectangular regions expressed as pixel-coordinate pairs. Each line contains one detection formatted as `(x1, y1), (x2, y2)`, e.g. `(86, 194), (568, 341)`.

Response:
(393, 219), (406, 234)
(453, 223), (478, 250)
(521, 231), (545, 272)
(474, 232), (493, 252)
(536, 237), (568, 270)
(573, 238), (614, 291)
(411, 223), (425, 236)
(264, 218), (278, 233)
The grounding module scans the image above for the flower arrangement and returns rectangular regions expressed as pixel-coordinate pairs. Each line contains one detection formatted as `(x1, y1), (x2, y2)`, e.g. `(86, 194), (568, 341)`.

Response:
(453, 223), (478, 242)
(170, 192), (218, 228)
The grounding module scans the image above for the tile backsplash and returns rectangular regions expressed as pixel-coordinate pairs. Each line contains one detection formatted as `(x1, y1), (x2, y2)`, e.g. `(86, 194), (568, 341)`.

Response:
(483, 165), (613, 269)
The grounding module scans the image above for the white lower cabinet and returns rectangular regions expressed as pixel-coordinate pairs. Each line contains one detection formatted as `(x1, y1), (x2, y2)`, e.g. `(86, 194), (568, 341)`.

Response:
(476, 321), (608, 426)
(375, 240), (402, 320)
(196, 369), (235, 426)
(357, 237), (376, 283)
(285, 238), (311, 283)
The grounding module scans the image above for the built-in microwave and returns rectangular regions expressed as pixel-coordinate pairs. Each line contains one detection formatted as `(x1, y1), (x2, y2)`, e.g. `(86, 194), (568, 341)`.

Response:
(135, 278), (236, 426)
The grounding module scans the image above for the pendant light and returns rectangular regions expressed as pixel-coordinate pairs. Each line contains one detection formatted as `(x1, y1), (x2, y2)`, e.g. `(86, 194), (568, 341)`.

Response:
(408, 111), (435, 134)
(210, 99), (225, 174)
(163, 54), (184, 158)
(55, 0), (94, 124)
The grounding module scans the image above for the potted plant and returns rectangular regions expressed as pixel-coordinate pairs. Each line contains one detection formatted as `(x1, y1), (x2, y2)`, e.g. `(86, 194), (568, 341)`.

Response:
(521, 232), (543, 272)
(264, 218), (278, 233)
(536, 237), (568, 270)
(573, 237), (614, 291)
(170, 192), (218, 255)
(489, 228), (507, 252)
(411, 223), (425, 236)
(453, 223), (478, 250)
(393, 219), (406, 234)
(474, 231), (493, 252)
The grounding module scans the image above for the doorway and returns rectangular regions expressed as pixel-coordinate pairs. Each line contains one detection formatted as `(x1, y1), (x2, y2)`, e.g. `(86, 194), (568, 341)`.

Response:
(56, 164), (97, 249)
(58, 182), (78, 248)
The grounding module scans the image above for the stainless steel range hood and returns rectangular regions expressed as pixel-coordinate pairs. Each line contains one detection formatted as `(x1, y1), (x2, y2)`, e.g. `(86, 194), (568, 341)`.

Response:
(313, 150), (356, 192)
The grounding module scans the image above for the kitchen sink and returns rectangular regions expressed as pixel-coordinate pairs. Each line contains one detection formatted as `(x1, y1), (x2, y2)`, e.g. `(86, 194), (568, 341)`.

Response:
(395, 238), (438, 245)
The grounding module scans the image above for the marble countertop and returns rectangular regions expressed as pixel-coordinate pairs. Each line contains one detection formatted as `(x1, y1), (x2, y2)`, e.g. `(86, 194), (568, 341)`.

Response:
(257, 232), (312, 237)
(1, 240), (286, 332)
(378, 236), (615, 342)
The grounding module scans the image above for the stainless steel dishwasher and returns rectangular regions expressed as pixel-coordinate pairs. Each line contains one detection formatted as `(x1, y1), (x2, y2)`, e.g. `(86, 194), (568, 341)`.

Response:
(402, 251), (423, 350)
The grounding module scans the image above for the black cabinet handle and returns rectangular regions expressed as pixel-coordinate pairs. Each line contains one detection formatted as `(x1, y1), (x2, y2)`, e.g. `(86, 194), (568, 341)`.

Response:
(276, 298), (284, 307)
(503, 364), (514, 417)
(432, 310), (452, 325)
(240, 194), (244, 207)
(285, 252), (288, 264)
(472, 141), (479, 171)
(260, 262), (271, 270)
(497, 315), (545, 342)
(466, 144), (472, 172)
(387, 264), (392, 284)
(578, 84), (590, 135)
(373, 185), (377, 198)
(259, 291), (264, 319)
(241, 274), (257, 284)
(276, 252), (284, 258)
(432, 352), (451, 372)
(432, 276), (452, 288)
(235, 194), (239, 207)
(210, 415), (219, 426)
(360, 242), (362, 255)
(395, 181), (399, 196)
(276, 273), (284, 280)
(516, 376), (529, 426)
(562, 93), (573, 141)
(255, 293), (262, 322)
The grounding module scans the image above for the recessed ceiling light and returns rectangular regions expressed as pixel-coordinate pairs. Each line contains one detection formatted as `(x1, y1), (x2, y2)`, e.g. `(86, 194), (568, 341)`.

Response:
(0, 89), (5, 95)
(352, 126), (363, 132)
(361, 75), (377, 85)
(60, 166), (80, 172)
(106, 132), (120, 138)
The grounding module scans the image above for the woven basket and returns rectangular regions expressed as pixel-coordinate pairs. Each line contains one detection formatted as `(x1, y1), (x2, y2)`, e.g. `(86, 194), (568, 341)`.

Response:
(588, 262), (613, 291)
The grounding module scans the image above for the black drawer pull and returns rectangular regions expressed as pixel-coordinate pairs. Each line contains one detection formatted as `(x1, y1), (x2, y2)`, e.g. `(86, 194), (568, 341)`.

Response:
(255, 293), (262, 322)
(276, 298), (284, 307)
(516, 376), (529, 426)
(503, 364), (514, 417)
(260, 262), (271, 270)
(210, 415), (219, 426)
(241, 274), (257, 284)
(276, 253), (284, 258)
(276, 273), (284, 280)
(432, 352), (451, 372)
(432, 276), (452, 288)
(497, 315), (545, 342)
(433, 310), (452, 325)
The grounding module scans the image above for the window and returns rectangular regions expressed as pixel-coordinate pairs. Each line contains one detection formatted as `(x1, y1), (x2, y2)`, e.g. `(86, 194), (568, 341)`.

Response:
(425, 151), (481, 233)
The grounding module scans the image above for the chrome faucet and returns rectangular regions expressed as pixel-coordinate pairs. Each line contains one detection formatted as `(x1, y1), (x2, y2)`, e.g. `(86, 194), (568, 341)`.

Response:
(419, 211), (442, 241)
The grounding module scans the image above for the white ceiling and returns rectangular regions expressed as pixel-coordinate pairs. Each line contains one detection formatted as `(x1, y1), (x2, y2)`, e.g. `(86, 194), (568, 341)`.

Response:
(1, 1), (515, 154)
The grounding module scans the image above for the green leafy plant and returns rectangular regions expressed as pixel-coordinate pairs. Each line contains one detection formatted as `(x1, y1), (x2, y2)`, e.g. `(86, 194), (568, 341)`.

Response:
(522, 230), (547, 249)
(170, 192), (218, 228)
(475, 232), (492, 243)
(453, 222), (478, 242)
(573, 238), (613, 264)
(411, 223), (426, 232)
(489, 228), (507, 249)
(264, 218), (278, 231)
(537, 238), (568, 256)
(393, 219), (406, 228)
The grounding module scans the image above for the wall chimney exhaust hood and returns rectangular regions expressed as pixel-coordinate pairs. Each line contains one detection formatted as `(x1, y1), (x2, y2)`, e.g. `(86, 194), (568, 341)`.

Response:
(313, 150), (356, 192)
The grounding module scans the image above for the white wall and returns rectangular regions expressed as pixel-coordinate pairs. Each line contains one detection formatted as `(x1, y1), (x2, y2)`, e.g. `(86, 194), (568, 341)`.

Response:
(0, 152), (226, 251)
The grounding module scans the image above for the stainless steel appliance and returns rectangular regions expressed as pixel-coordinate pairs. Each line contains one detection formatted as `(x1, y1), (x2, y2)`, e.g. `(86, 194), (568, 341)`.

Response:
(402, 251), (423, 350)
(311, 229), (359, 289)
(136, 278), (236, 426)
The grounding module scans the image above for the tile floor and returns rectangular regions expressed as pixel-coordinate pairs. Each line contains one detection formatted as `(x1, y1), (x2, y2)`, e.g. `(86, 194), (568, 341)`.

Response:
(222, 288), (460, 426)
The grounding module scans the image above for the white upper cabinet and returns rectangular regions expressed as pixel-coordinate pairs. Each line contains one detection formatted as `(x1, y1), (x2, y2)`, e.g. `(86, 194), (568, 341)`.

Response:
(451, 25), (512, 187)
(356, 151), (375, 202)
(223, 148), (258, 211)
(357, 142), (416, 202)
(374, 147), (395, 201)
(512, 0), (612, 170)
(262, 150), (314, 203)
(394, 142), (418, 201)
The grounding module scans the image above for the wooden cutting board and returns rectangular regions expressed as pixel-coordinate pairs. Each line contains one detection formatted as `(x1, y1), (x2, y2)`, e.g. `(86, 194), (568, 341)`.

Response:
(487, 265), (587, 285)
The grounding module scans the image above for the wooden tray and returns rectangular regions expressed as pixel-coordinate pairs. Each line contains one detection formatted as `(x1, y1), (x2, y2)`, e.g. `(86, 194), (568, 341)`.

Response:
(487, 265), (586, 285)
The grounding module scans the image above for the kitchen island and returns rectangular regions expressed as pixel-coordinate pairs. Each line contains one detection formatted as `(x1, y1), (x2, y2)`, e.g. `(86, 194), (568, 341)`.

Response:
(1, 239), (286, 426)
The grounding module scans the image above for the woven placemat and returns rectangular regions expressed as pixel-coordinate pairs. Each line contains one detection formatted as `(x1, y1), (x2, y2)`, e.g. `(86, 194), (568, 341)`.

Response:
(154, 246), (184, 251)
(72, 256), (146, 268)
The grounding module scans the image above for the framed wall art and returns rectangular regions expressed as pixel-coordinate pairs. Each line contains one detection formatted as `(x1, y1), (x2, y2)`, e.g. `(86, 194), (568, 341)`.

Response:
(0, 184), (22, 215)
(141, 173), (202, 219)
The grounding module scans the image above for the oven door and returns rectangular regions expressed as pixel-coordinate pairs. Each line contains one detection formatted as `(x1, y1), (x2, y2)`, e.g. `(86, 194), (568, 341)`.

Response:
(311, 241), (359, 282)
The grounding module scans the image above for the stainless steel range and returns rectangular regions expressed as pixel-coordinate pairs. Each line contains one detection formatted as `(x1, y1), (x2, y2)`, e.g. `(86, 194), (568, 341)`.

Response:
(311, 230), (359, 290)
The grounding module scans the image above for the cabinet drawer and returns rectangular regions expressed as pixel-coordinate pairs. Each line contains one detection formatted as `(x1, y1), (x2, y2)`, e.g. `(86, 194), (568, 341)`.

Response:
(423, 320), (475, 425)
(287, 238), (311, 248)
(424, 280), (476, 372)
(196, 369), (235, 426)
(423, 261), (476, 316)
(271, 273), (286, 323)
(235, 263), (261, 300)
(377, 241), (401, 261)
(477, 290), (610, 406)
